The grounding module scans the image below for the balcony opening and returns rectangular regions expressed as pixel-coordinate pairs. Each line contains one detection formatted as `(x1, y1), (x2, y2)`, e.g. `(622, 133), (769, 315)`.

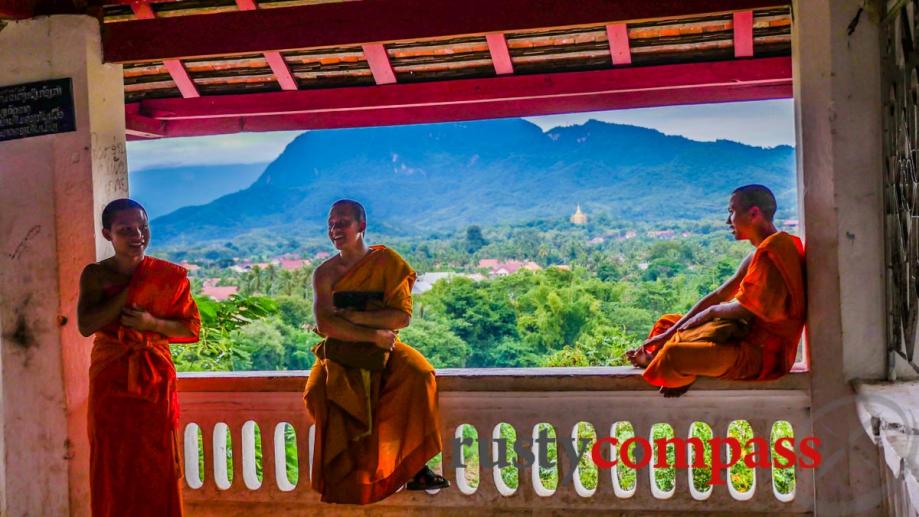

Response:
(128, 100), (799, 374)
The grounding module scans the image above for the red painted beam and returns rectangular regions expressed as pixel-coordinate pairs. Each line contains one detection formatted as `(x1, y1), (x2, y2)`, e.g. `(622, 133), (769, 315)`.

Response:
(125, 104), (166, 138)
(486, 33), (514, 75)
(103, 0), (790, 63)
(234, 0), (298, 91)
(362, 44), (397, 85)
(733, 10), (754, 58)
(134, 81), (791, 139)
(131, 2), (201, 98)
(605, 24), (632, 66)
(128, 57), (791, 138)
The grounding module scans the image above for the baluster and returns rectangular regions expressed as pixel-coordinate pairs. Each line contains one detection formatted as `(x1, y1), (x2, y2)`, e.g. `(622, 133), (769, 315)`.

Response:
(212, 420), (234, 492)
(749, 418), (775, 507)
(259, 419), (278, 495)
(629, 417), (654, 505)
(686, 419), (714, 503)
(180, 422), (204, 490)
(554, 417), (585, 501)
(196, 418), (217, 493)
(706, 416), (735, 506)
(228, 419), (246, 493)
(465, 416), (499, 500)
(561, 420), (601, 500)
(667, 416), (697, 504)
(272, 421), (297, 493)
(293, 418), (311, 492)
(585, 418), (616, 505)
(511, 417), (539, 500)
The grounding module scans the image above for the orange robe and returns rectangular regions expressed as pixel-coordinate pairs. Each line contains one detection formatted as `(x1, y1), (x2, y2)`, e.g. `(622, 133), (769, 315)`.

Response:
(88, 256), (200, 517)
(643, 231), (806, 388)
(305, 245), (443, 504)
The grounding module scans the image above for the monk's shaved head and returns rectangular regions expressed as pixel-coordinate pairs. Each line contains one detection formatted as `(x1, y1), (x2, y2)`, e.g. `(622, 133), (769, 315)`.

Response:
(102, 198), (147, 229)
(330, 199), (366, 224)
(732, 185), (777, 222)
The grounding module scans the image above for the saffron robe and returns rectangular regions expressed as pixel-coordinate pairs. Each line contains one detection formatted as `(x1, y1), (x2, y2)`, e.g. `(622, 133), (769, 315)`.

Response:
(305, 246), (443, 504)
(643, 232), (806, 388)
(89, 256), (200, 517)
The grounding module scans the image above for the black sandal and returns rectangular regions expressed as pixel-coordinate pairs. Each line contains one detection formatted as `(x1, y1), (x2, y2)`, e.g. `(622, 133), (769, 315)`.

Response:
(406, 465), (451, 490)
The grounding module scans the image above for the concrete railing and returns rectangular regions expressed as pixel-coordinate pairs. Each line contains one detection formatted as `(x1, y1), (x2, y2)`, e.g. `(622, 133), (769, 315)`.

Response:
(176, 367), (814, 515)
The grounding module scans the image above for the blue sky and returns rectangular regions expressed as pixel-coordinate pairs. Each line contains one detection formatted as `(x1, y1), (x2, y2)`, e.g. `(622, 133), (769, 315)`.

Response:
(127, 99), (794, 172)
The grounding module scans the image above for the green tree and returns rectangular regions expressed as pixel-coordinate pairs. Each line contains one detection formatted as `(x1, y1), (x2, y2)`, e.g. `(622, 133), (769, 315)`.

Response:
(232, 319), (285, 370)
(401, 318), (469, 367)
(172, 294), (277, 372)
(465, 225), (488, 254)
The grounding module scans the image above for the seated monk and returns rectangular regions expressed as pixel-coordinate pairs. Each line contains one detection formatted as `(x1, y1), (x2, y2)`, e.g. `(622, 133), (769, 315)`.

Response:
(626, 185), (805, 397)
(77, 199), (200, 516)
(305, 199), (448, 504)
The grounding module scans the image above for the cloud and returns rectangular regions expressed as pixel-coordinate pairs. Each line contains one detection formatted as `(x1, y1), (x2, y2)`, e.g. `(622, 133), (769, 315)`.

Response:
(127, 131), (304, 171)
(525, 99), (795, 148)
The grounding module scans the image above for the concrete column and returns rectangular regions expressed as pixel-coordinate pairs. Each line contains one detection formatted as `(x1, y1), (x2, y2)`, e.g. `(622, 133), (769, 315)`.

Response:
(793, 0), (885, 514)
(0, 16), (126, 516)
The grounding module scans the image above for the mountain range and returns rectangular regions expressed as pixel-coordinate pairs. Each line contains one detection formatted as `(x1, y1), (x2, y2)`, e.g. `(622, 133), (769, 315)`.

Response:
(130, 163), (266, 219)
(145, 118), (796, 246)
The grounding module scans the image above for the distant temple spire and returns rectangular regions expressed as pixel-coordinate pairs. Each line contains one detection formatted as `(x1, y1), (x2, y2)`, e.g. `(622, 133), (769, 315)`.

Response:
(570, 203), (588, 225)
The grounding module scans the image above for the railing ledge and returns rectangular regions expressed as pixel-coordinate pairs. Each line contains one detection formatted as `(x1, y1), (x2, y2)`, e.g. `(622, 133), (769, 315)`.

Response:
(177, 366), (811, 393)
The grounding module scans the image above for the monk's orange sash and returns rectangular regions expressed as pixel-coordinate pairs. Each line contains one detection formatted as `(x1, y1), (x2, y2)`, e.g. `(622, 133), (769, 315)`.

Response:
(90, 256), (200, 427)
(735, 231), (806, 379)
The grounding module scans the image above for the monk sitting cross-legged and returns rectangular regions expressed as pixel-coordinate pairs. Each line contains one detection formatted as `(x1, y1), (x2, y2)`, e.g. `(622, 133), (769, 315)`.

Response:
(77, 199), (200, 517)
(304, 199), (448, 505)
(626, 185), (806, 397)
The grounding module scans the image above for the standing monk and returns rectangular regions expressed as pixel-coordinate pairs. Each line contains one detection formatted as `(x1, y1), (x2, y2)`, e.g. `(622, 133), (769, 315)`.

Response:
(626, 185), (805, 397)
(305, 199), (448, 504)
(78, 199), (200, 516)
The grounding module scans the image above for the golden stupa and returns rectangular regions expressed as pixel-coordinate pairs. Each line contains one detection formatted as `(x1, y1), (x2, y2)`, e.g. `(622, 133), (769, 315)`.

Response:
(570, 204), (588, 225)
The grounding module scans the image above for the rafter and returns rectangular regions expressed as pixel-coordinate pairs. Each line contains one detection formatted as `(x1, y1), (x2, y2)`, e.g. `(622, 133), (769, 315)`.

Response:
(362, 44), (397, 85)
(486, 33), (514, 75)
(130, 2), (200, 98)
(605, 24), (632, 66)
(733, 10), (754, 58)
(233, 0), (298, 91)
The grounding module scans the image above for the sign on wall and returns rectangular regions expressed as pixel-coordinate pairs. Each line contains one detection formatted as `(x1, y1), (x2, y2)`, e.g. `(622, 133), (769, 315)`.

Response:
(0, 78), (76, 142)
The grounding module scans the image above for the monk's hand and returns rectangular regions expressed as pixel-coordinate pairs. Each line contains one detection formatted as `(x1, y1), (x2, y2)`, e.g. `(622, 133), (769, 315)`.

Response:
(641, 332), (670, 350)
(682, 308), (714, 329)
(335, 307), (359, 324)
(121, 307), (159, 332)
(372, 329), (397, 351)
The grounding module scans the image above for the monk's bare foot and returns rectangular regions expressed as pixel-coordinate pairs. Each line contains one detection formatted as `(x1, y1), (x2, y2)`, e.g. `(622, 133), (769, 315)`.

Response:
(659, 385), (692, 398)
(406, 466), (450, 490)
(626, 347), (653, 368)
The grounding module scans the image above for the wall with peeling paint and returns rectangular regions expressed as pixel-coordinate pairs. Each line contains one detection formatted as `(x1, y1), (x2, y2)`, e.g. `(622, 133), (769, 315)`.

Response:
(793, 0), (886, 513)
(0, 15), (126, 516)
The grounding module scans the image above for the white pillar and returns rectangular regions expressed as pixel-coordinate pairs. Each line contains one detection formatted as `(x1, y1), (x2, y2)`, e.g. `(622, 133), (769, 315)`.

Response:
(0, 16), (126, 516)
(793, 0), (886, 513)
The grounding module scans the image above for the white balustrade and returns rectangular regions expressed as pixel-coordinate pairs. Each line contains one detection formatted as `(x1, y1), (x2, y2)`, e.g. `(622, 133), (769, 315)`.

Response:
(176, 367), (813, 515)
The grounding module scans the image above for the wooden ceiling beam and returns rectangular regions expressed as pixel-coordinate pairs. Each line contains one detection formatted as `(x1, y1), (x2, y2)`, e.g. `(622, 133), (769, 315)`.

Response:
(605, 23), (632, 65)
(233, 0), (299, 91)
(733, 10), (754, 58)
(128, 56), (791, 138)
(103, 0), (789, 63)
(131, 2), (201, 98)
(485, 33), (514, 75)
(362, 43), (397, 85)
